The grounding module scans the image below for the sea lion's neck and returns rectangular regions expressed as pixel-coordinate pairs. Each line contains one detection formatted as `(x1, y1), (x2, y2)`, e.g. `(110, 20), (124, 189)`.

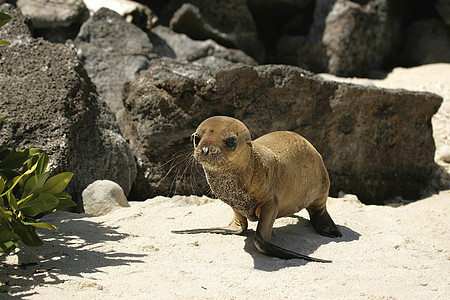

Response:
(203, 168), (239, 199)
(203, 167), (258, 221)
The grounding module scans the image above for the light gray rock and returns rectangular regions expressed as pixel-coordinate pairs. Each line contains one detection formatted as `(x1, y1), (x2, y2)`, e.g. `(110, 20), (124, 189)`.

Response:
(322, 0), (402, 76)
(17, 0), (89, 42)
(276, 0), (404, 76)
(17, 0), (88, 28)
(82, 180), (130, 216)
(74, 7), (156, 130)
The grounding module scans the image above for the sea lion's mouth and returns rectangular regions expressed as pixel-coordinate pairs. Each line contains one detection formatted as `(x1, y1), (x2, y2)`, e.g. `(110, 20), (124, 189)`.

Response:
(194, 149), (228, 171)
(195, 155), (223, 170)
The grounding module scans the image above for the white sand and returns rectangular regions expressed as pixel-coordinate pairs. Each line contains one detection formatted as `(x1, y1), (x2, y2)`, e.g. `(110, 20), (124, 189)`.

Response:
(1, 64), (450, 299)
(2, 193), (449, 299)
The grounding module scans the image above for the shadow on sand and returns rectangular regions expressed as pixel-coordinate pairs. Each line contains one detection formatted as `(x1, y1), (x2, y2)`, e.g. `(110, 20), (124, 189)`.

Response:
(243, 215), (360, 271)
(0, 212), (146, 298)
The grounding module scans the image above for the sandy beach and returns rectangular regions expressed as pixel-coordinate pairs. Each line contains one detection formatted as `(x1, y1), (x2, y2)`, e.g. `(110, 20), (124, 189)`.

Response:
(1, 192), (449, 299)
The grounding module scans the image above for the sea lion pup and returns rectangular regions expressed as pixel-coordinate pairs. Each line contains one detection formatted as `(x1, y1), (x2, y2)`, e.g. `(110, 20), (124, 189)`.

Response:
(173, 116), (342, 262)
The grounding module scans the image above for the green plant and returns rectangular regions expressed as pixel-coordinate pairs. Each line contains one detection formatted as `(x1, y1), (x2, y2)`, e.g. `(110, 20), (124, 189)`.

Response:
(0, 116), (76, 253)
(0, 12), (12, 57)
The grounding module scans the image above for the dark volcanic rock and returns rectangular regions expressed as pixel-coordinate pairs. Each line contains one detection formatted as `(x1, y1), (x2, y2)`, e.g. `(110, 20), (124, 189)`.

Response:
(0, 4), (136, 211)
(122, 59), (442, 204)
(74, 8), (157, 130)
(247, 0), (315, 52)
(435, 0), (450, 25)
(400, 18), (450, 67)
(276, 0), (404, 77)
(274, 0), (334, 71)
(73, 9), (256, 131)
(322, 0), (403, 76)
(150, 25), (258, 66)
(0, 2), (33, 43)
(168, 0), (265, 62)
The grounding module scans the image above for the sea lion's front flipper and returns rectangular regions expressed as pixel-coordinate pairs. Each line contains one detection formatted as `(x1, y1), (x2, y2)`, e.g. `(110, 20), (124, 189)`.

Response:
(172, 210), (248, 235)
(172, 227), (244, 235)
(254, 201), (332, 263)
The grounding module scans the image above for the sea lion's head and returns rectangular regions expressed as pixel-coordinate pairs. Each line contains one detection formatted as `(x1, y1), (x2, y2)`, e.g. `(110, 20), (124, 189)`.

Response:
(192, 116), (252, 171)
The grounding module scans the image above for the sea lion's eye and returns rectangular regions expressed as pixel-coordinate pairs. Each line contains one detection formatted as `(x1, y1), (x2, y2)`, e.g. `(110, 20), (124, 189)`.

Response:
(224, 137), (237, 150)
(191, 133), (201, 147)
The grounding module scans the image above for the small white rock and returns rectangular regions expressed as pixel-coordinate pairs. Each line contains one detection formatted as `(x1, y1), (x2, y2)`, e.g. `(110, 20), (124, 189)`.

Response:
(338, 191), (361, 203)
(82, 180), (130, 216)
(83, 0), (158, 29)
(439, 145), (450, 163)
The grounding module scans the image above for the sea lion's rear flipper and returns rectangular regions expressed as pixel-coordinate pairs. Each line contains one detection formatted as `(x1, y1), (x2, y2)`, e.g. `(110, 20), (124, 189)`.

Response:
(307, 206), (342, 238)
(254, 231), (331, 263)
(172, 210), (248, 235)
(255, 201), (332, 263)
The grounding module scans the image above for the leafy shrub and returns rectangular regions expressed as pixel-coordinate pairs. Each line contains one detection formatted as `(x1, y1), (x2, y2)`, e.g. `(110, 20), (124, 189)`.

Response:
(0, 12), (75, 254)
(0, 116), (76, 253)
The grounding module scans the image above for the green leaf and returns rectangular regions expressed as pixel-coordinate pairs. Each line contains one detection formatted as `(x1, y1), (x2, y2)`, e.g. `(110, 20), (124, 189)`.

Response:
(16, 193), (33, 206)
(0, 148), (43, 171)
(9, 217), (43, 247)
(23, 222), (57, 231)
(42, 172), (73, 194)
(18, 192), (59, 217)
(34, 152), (49, 175)
(52, 191), (76, 212)
(5, 165), (36, 192)
(0, 150), (31, 170)
(0, 137), (11, 157)
(22, 172), (49, 198)
(0, 206), (13, 219)
(0, 177), (4, 194)
(25, 154), (39, 173)
(24, 150), (45, 173)
(5, 190), (17, 211)
(0, 218), (18, 242)
(0, 240), (17, 253)
(28, 148), (44, 155)
(0, 170), (20, 184)
(0, 12), (12, 27)
(0, 39), (9, 45)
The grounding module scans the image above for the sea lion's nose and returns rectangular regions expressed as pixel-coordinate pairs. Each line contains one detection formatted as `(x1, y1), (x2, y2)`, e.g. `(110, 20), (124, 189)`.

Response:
(202, 146), (209, 155)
